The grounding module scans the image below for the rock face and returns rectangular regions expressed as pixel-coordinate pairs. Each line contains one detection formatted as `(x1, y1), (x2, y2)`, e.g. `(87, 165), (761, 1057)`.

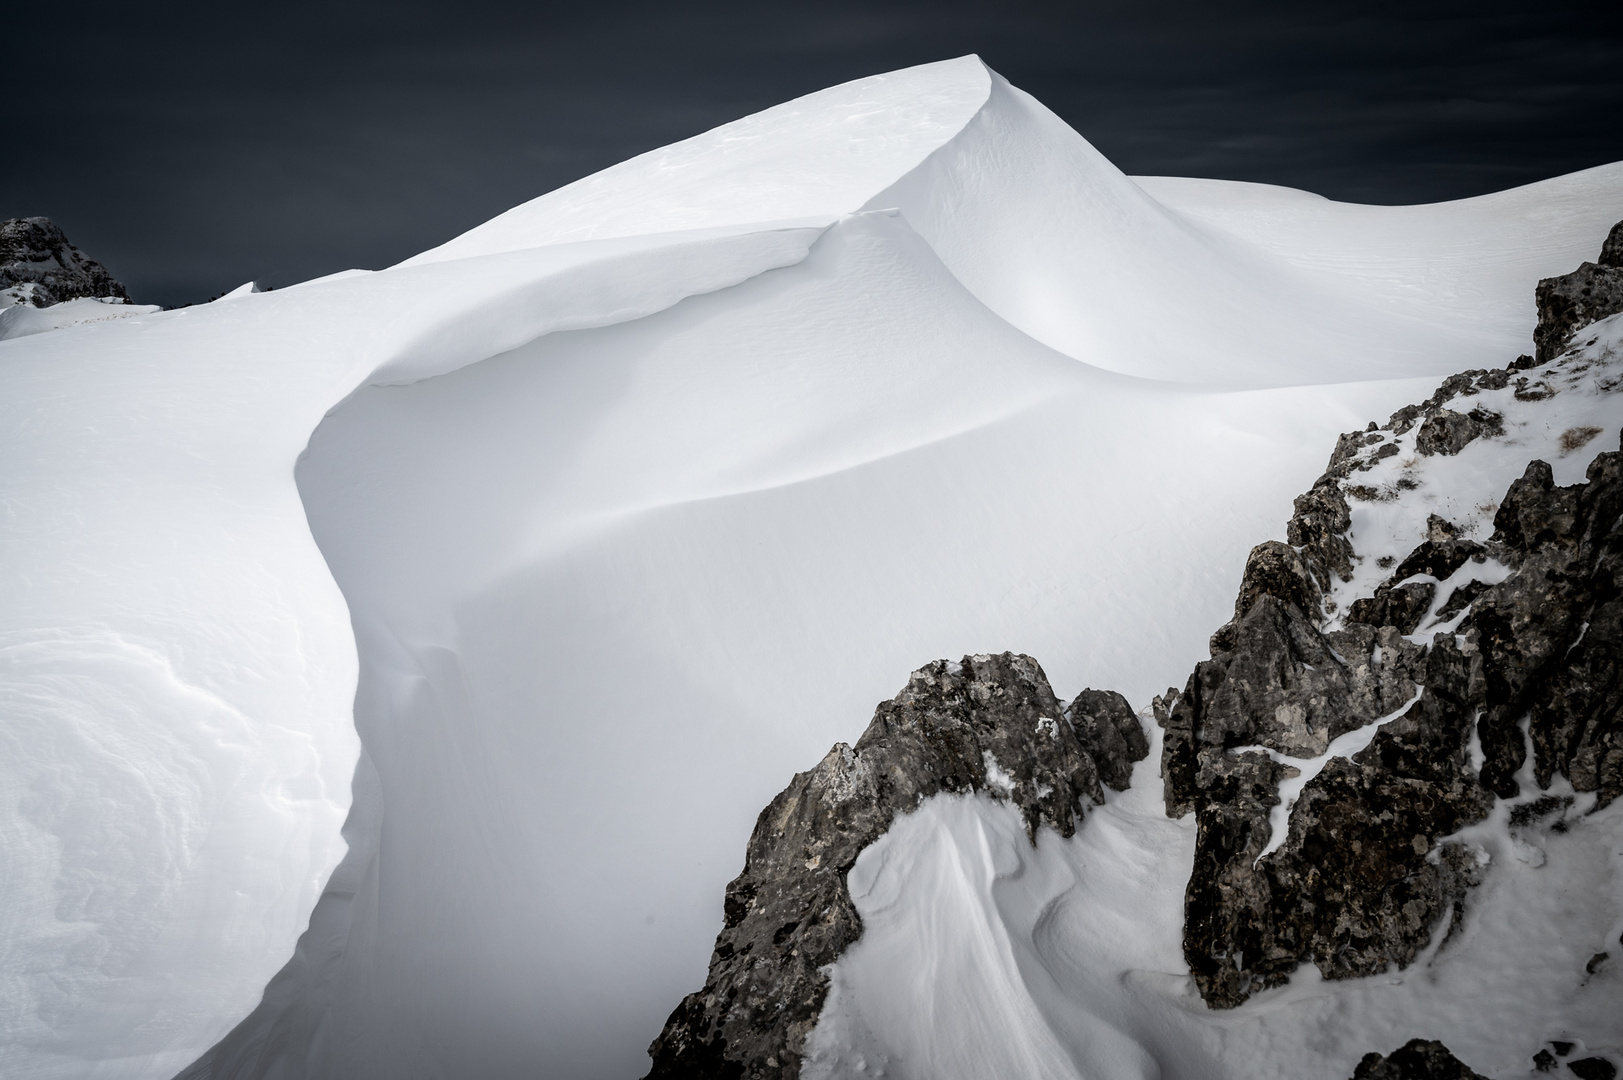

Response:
(0, 217), (133, 307)
(1166, 568), (1489, 1005)
(1350, 1039), (1490, 1080)
(1167, 399), (1623, 1008)
(1534, 220), (1623, 363)
(643, 653), (1146, 1079)
(1474, 453), (1623, 804)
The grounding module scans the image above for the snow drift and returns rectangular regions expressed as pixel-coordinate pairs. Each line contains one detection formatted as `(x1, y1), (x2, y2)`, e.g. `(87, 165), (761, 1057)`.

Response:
(3, 54), (1623, 1079)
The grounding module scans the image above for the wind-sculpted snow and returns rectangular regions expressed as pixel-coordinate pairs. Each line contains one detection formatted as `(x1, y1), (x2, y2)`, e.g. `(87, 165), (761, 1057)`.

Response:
(804, 253), (1623, 1080)
(1137, 170), (1623, 358)
(399, 58), (990, 265)
(864, 75), (1516, 386)
(0, 222), (833, 1080)
(4, 54), (1623, 1080)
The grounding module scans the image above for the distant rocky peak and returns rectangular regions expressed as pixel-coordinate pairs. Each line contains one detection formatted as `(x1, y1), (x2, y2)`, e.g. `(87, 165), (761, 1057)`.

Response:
(1535, 217), (1623, 363)
(1602, 220), (1623, 269)
(0, 217), (133, 308)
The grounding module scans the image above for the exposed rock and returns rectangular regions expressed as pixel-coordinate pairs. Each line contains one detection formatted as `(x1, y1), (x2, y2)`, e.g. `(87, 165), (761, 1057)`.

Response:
(1209, 540), (1323, 654)
(1473, 450), (1623, 804)
(1346, 537), (1486, 635)
(1570, 1059), (1620, 1080)
(1173, 433), (1623, 1007)
(1173, 589), (1486, 1004)
(1534, 218), (1623, 363)
(1350, 1039), (1491, 1080)
(1604, 221), (1623, 268)
(0, 217), (133, 308)
(1067, 687), (1150, 791)
(1288, 480), (1355, 592)
(1280, 366), (1521, 603)
(644, 653), (1147, 1079)
(1416, 407), (1504, 457)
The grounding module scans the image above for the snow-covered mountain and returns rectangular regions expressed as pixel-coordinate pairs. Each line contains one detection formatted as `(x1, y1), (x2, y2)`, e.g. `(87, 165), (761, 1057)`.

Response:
(0, 218), (159, 340)
(2, 55), (1622, 1080)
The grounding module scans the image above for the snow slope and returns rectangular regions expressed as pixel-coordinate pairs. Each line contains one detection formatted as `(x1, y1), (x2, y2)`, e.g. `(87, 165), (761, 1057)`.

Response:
(2, 54), (1622, 1080)
(1137, 167), (1623, 359)
(0, 296), (161, 341)
(807, 319), (1623, 1080)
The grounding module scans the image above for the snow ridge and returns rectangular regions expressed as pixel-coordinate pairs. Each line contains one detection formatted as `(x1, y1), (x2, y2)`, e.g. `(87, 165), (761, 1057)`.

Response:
(3, 57), (1623, 1080)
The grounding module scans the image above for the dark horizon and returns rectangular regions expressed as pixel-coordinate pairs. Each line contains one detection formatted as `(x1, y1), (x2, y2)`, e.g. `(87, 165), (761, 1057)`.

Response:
(10, 0), (1623, 308)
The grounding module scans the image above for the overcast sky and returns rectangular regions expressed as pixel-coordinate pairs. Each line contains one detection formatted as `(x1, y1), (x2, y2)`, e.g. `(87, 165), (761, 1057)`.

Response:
(9, 0), (1623, 306)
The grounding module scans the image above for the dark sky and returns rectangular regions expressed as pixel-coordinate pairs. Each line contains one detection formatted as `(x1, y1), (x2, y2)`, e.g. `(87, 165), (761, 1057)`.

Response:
(9, 0), (1623, 307)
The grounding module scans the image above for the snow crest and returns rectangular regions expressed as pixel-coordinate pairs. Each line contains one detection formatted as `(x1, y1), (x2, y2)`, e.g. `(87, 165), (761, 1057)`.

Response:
(3, 54), (1623, 1079)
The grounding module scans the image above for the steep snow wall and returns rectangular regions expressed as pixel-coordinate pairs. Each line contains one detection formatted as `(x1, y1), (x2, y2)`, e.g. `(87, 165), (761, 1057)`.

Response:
(3, 54), (1623, 1080)
(0, 226), (825, 1080)
(277, 211), (1416, 1078)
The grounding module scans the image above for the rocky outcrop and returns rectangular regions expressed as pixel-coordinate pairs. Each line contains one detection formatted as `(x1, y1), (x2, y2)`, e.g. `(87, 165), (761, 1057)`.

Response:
(1473, 453), (1623, 803)
(1350, 1039), (1490, 1080)
(1166, 225), (1623, 1007)
(1170, 418), (1623, 1007)
(1269, 366), (1516, 613)
(644, 653), (1146, 1079)
(1534, 220), (1623, 363)
(1168, 580), (1489, 1005)
(0, 217), (133, 307)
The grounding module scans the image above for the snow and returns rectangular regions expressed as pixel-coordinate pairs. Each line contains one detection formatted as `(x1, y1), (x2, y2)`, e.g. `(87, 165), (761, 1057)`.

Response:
(2, 53), (1622, 1079)
(1323, 314), (1623, 624)
(0, 296), (161, 340)
(1136, 167), (1623, 357)
(808, 722), (1623, 1080)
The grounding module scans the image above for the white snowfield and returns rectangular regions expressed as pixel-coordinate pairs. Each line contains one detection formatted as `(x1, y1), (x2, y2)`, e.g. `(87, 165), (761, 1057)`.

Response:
(1, 55), (1621, 1080)
(0, 295), (162, 340)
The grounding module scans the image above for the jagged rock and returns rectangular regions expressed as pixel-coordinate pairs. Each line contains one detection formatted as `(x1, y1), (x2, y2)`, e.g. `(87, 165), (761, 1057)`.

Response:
(645, 652), (1147, 1079)
(1534, 218), (1623, 363)
(1346, 537), (1486, 635)
(0, 217), (133, 308)
(1173, 432), (1623, 1007)
(1173, 586), (1485, 1004)
(1473, 447), (1623, 804)
(1604, 221), (1623, 268)
(1288, 481), (1356, 592)
(1209, 540), (1323, 654)
(1351, 1039), (1491, 1080)
(1282, 365), (1517, 600)
(1067, 687), (1149, 791)
(1415, 406), (1504, 457)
